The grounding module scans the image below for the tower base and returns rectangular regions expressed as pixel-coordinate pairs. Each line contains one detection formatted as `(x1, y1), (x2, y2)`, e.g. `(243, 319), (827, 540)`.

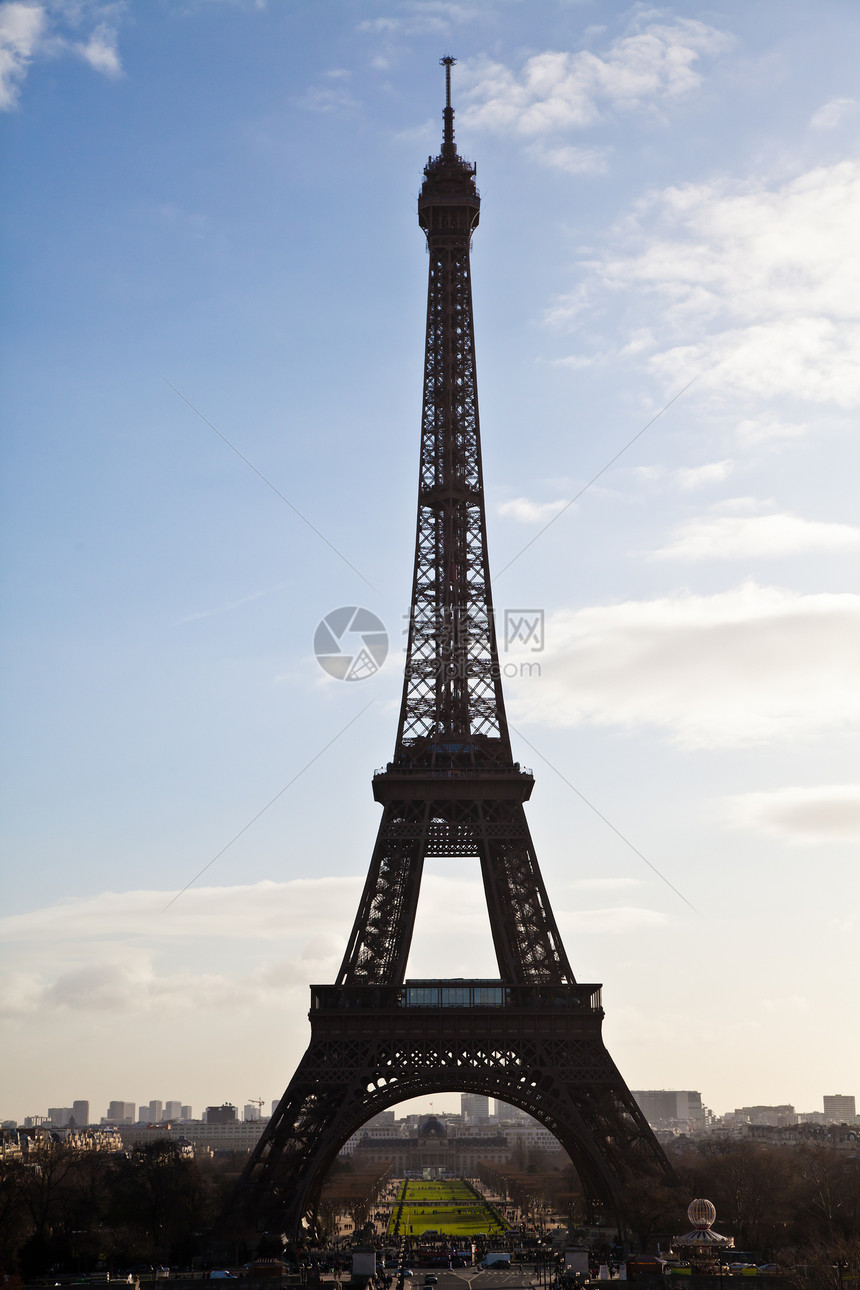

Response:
(231, 980), (673, 1238)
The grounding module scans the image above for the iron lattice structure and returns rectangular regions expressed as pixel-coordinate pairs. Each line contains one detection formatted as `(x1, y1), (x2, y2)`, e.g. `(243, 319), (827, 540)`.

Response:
(230, 59), (674, 1239)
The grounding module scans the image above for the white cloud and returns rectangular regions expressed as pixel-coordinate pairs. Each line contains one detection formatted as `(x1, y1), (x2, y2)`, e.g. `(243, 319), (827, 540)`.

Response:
(528, 142), (609, 175)
(357, 2), (479, 37)
(72, 19), (120, 77)
(558, 905), (669, 934)
(508, 583), (860, 748)
(582, 159), (860, 410)
(305, 84), (358, 114)
(726, 784), (860, 844)
(498, 496), (567, 524)
(810, 97), (859, 129)
(0, 944), (348, 1018)
(0, 875), (666, 1015)
(0, 877), (362, 1017)
(762, 994), (810, 1014)
(651, 507), (860, 561)
(672, 460), (734, 490)
(552, 352), (597, 370)
(650, 316), (860, 409)
(0, 0), (123, 108)
(735, 417), (808, 447)
(460, 19), (731, 138)
(566, 877), (644, 890)
(0, 876), (363, 942)
(0, 2), (46, 109)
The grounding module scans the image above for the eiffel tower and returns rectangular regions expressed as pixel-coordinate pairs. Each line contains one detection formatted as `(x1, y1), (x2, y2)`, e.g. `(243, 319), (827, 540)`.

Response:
(231, 58), (674, 1239)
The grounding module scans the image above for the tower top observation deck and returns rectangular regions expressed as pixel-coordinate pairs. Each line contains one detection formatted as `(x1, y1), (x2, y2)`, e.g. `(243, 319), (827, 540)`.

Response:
(419, 56), (480, 235)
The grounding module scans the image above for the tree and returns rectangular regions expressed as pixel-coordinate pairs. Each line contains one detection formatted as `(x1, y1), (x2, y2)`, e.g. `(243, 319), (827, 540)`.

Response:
(108, 1141), (208, 1264)
(618, 1175), (686, 1252)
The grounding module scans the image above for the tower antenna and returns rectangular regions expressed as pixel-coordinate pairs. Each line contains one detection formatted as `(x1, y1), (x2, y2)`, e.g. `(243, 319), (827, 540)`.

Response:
(441, 54), (456, 154)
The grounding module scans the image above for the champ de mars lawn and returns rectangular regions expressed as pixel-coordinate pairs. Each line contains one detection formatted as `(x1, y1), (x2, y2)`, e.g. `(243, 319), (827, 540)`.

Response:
(389, 1180), (509, 1238)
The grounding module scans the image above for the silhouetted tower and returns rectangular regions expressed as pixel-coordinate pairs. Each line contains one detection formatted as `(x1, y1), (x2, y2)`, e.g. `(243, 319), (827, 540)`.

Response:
(229, 57), (674, 1239)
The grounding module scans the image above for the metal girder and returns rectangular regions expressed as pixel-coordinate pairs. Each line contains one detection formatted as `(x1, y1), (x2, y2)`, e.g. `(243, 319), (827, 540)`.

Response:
(335, 792), (574, 986)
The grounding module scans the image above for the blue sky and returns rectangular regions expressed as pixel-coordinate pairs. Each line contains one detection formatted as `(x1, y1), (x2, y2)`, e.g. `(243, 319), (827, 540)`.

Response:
(1, 0), (858, 1128)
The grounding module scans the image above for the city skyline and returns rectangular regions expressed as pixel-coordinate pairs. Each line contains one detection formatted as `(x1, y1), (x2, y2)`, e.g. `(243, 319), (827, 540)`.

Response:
(2, 0), (859, 1123)
(7, 1088), (857, 1130)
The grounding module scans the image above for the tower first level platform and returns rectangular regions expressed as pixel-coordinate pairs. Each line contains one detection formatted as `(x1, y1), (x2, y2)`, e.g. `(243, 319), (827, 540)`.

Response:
(237, 981), (668, 1238)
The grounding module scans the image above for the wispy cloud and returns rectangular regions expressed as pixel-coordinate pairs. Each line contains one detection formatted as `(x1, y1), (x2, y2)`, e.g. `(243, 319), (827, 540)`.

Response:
(734, 417), (808, 447)
(357, 1), (480, 38)
(650, 505), (860, 561)
(305, 84), (359, 114)
(527, 142), (609, 175)
(673, 460), (734, 490)
(557, 905), (669, 934)
(0, 877), (363, 943)
(762, 994), (809, 1014)
(179, 580), (291, 624)
(508, 583), (860, 748)
(498, 496), (568, 524)
(566, 877), (644, 891)
(725, 784), (860, 844)
(636, 460), (734, 490)
(810, 97), (859, 129)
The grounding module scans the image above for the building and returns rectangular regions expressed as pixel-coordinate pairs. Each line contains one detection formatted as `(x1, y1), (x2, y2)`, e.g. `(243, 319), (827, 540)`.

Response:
(148, 1100), (164, 1123)
(47, 1107), (72, 1126)
(633, 1091), (708, 1129)
(244, 1104), (261, 1121)
(119, 1120), (265, 1153)
(461, 1093), (490, 1124)
(72, 1100), (90, 1126)
(1, 1128), (23, 1160)
(729, 1105), (796, 1128)
(164, 1101), (182, 1120)
(824, 1094), (856, 1123)
(205, 1104), (237, 1124)
(353, 1115), (512, 1176)
(65, 1127), (121, 1152)
(739, 1123), (859, 1154)
(181, 1105), (192, 1120)
(107, 1100), (135, 1124)
(342, 1110), (565, 1169)
(504, 1123), (563, 1153)
(495, 1103), (530, 1124)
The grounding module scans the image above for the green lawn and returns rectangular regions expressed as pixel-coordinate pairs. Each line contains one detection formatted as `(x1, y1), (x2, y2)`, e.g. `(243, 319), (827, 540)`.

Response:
(389, 1179), (509, 1238)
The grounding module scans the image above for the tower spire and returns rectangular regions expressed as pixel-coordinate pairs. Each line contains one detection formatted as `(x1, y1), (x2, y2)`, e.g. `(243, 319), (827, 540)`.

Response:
(441, 54), (456, 156)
